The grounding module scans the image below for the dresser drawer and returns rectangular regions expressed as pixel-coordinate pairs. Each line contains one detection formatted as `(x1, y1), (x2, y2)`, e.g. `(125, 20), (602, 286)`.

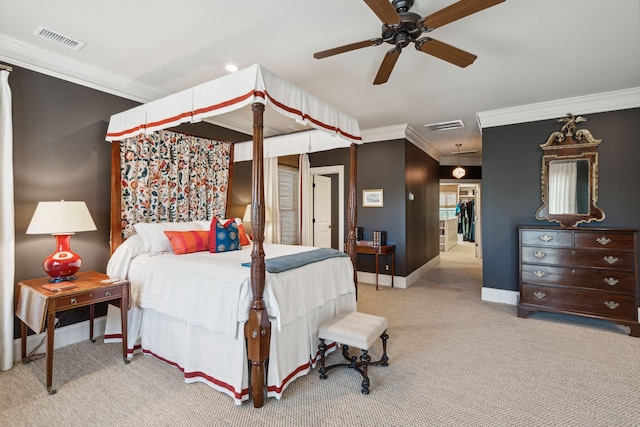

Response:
(521, 264), (636, 293)
(520, 284), (637, 321)
(574, 231), (636, 251)
(54, 287), (124, 310)
(521, 229), (572, 247)
(521, 247), (636, 270)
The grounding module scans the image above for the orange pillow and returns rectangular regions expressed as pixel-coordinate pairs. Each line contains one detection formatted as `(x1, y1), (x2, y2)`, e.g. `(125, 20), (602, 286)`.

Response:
(237, 223), (251, 246)
(163, 230), (209, 255)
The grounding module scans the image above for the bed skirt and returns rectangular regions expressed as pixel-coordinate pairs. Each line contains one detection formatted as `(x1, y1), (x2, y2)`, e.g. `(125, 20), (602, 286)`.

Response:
(104, 293), (354, 404)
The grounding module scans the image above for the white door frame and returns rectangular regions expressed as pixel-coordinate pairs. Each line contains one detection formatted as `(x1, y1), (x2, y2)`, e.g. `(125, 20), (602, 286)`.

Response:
(309, 166), (344, 247)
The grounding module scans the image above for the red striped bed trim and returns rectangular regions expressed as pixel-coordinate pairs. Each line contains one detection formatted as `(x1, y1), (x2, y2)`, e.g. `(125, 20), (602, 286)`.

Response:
(107, 90), (360, 143)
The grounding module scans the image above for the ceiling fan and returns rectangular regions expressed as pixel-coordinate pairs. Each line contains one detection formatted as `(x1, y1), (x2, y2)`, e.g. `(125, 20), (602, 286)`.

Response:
(313, 0), (505, 85)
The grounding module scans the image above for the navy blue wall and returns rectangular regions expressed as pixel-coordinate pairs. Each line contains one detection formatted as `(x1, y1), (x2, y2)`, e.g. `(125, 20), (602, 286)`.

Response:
(481, 108), (640, 292)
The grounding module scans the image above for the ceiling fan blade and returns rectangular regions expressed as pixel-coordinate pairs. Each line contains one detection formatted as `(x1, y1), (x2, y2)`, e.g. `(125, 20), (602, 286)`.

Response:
(423, 0), (505, 30)
(373, 49), (401, 85)
(417, 38), (477, 68)
(363, 0), (401, 25)
(314, 38), (382, 59)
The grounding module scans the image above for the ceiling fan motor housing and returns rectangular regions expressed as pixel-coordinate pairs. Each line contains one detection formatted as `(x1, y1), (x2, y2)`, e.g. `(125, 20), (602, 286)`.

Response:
(381, 11), (422, 48)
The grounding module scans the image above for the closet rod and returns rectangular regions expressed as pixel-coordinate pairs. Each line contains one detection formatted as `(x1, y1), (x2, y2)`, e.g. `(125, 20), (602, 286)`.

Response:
(0, 64), (12, 72)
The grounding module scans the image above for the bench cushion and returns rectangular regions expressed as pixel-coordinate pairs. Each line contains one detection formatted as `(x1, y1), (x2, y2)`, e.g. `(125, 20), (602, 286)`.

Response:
(319, 311), (388, 350)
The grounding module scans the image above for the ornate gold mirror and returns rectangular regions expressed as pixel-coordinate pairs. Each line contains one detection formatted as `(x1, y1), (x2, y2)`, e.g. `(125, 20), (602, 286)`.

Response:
(535, 114), (605, 227)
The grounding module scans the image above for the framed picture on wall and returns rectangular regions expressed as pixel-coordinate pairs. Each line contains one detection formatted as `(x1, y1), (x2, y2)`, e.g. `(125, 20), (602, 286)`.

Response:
(363, 189), (383, 207)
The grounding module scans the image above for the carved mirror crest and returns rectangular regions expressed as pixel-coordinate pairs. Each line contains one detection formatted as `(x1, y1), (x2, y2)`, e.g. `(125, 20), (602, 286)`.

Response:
(535, 114), (605, 227)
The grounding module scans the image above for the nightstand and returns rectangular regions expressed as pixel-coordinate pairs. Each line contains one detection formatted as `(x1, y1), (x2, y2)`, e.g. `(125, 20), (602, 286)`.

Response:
(15, 271), (130, 394)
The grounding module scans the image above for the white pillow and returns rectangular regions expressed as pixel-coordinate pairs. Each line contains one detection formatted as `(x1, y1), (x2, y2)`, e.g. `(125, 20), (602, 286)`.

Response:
(106, 233), (146, 279)
(134, 221), (204, 255)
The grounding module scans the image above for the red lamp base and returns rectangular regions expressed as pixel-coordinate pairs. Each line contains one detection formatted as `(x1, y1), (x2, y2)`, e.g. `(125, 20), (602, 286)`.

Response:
(43, 234), (82, 283)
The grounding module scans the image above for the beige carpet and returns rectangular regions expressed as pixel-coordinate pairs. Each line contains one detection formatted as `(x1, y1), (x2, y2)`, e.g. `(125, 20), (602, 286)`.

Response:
(2, 252), (640, 426)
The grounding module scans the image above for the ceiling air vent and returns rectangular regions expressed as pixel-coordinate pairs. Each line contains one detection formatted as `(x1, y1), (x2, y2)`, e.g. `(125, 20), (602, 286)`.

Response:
(33, 26), (86, 51)
(424, 119), (465, 131)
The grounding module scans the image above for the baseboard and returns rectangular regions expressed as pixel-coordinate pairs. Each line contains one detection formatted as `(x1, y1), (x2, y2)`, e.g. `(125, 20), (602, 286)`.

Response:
(13, 316), (107, 363)
(357, 255), (441, 289)
(481, 287), (518, 305)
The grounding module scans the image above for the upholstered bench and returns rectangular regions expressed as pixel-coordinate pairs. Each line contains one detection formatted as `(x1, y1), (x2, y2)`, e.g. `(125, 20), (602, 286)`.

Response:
(317, 311), (389, 394)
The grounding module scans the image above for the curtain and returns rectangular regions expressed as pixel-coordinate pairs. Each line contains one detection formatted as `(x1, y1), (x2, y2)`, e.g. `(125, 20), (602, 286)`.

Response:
(0, 69), (14, 371)
(264, 157), (280, 244)
(299, 153), (312, 246)
(548, 161), (577, 215)
(120, 130), (231, 238)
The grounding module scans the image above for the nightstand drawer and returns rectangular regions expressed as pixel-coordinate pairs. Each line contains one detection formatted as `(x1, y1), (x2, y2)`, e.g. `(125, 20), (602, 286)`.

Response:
(54, 286), (124, 310)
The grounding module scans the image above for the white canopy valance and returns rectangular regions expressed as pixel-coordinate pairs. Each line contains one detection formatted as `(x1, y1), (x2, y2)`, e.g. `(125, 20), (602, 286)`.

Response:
(106, 64), (361, 144)
(233, 129), (355, 162)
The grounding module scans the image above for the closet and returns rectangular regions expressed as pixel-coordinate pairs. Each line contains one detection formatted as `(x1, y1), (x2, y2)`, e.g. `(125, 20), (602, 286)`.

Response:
(439, 183), (480, 253)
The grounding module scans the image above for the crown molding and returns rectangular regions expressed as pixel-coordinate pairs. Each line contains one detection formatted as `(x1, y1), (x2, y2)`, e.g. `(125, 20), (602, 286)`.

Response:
(477, 87), (640, 130)
(0, 34), (165, 103)
(361, 124), (440, 161)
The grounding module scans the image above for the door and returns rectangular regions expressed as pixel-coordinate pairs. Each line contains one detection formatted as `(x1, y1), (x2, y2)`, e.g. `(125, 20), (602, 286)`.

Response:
(313, 175), (332, 248)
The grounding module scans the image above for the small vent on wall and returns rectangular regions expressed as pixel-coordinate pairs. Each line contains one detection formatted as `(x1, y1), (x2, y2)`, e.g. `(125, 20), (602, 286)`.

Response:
(424, 119), (465, 131)
(33, 26), (86, 51)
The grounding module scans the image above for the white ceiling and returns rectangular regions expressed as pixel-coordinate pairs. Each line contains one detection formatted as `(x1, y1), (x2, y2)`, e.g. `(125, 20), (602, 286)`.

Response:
(1, 0), (639, 164)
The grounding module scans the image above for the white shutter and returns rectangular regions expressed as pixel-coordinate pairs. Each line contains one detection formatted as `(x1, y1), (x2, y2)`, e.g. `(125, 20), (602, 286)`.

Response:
(278, 166), (299, 244)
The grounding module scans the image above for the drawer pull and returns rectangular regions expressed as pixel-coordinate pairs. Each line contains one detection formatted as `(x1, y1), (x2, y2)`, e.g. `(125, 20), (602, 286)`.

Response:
(533, 291), (546, 300)
(105, 291), (111, 297)
(604, 301), (620, 310)
(603, 277), (619, 286)
(533, 270), (546, 278)
(596, 236), (611, 246)
(539, 234), (553, 242)
(70, 298), (77, 305)
(533, 251), (546, 259)
(603, 256), (618, 265)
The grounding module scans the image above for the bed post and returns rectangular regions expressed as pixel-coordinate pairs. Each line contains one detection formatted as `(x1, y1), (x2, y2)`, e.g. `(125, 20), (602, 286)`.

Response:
(110, 141), (123, 255)
(245, 102), (270, 408)
(347, 143), (358, 296)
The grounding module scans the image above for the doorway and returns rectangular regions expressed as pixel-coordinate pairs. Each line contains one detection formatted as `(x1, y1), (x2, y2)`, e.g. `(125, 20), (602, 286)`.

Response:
(439, 182), (482, 258)
(312, 175), (332, 248)
(309, 166), (344, 250)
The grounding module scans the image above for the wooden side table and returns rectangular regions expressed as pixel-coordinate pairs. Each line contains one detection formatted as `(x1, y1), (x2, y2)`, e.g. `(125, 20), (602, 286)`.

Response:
(356, 243), (395, 290)
(15, 271), (130, 394)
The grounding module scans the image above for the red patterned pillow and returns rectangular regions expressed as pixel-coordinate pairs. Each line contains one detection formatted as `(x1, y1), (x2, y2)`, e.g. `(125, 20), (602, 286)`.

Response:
(163, 230), (209, 255)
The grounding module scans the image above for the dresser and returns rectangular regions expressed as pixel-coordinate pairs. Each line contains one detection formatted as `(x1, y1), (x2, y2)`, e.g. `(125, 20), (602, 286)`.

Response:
(517, 226), (639, 336)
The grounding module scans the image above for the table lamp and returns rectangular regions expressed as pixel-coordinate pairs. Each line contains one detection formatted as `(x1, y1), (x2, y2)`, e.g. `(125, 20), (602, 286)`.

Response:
(26, 200), (97, 283)
(243, 204), (271, 222)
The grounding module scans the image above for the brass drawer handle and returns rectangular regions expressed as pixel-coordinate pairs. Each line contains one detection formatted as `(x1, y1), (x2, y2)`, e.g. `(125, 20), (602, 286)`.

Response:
(70, 298), (77, 305)
(596, 236), (611, 246)
(533, 291), (546, 300)
(603, 256), (618, 265)
(603, 277), (619, 286)
(539, 234), (553, 242)
(533, 270), (546, 278)
(533, 251), (546, 259)
(604, 301), (620, 310)
(105, 291), (111, 297)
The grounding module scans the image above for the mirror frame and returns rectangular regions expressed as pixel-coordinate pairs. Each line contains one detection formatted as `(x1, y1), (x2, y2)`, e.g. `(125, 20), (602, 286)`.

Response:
(535, 116), (605, 227)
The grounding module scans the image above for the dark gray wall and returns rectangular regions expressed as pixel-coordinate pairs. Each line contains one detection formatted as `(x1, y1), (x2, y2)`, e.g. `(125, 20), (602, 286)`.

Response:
(481, 108), (640, 292)
(309, 139), (439, 278)
(11, 65), (139, 336)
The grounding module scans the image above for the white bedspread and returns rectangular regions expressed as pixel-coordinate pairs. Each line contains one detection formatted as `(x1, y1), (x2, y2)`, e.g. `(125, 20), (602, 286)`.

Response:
(107, 242), (355, 338)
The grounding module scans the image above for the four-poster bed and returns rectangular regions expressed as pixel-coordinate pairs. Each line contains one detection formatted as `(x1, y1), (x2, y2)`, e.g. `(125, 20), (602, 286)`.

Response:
(104, 65), (361, 407)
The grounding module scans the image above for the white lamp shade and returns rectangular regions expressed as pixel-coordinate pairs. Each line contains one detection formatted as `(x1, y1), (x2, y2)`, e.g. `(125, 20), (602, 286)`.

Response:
(26, 201), (97, 234)
(242, 204), (271, 222)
